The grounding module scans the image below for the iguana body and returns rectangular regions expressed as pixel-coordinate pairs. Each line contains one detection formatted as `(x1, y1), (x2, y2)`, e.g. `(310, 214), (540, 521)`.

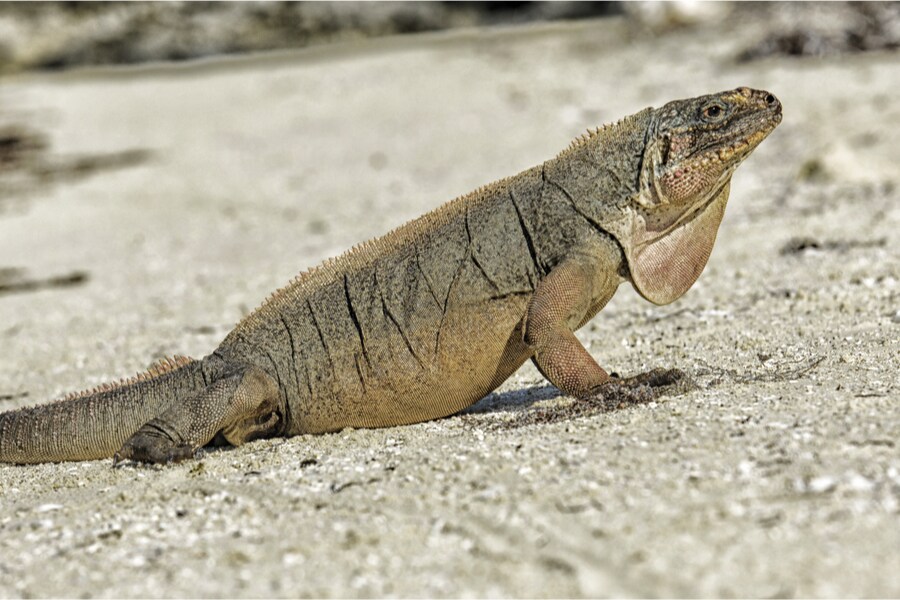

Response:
(0, 88), (781, 464)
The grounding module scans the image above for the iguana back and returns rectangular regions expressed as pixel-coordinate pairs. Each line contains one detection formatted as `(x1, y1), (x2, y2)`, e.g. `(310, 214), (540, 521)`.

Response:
(218, 159), (627, 435)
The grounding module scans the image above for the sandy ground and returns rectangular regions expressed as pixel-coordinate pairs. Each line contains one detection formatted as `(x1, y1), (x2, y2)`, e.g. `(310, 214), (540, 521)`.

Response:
(0, 15), (898, 599)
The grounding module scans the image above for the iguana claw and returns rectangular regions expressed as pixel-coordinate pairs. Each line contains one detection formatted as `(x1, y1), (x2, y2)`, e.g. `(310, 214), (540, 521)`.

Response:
(581, 368), (689, 410)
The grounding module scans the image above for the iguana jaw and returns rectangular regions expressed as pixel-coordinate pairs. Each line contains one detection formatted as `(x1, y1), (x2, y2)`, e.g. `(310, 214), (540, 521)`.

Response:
(640, 87), (782, 217)
(664, 113), (781, 199)
(642, 117), (777, 245)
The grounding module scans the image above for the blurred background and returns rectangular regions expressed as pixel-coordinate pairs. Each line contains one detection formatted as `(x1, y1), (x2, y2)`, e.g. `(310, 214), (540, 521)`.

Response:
(2, 1), (897, 207)
(0, 1), (897, 72)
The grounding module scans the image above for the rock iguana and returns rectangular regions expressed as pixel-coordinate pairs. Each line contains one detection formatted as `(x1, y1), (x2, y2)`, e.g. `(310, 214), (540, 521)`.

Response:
(0, 87), (782, 464)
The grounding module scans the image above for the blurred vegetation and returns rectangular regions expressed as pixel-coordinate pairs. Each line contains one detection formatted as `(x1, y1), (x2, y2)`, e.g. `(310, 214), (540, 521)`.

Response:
(0, 2), (895, 74)
(0, 1), (621, 72)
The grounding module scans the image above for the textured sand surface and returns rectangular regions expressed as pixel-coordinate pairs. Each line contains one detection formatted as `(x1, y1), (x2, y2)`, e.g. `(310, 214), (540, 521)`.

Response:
(1, 16), (898, 598)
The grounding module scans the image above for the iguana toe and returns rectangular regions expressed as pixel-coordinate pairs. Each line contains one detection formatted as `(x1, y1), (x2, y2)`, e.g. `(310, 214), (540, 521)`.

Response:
(582, 368), (689, 410)
(612, 367), (686, 388)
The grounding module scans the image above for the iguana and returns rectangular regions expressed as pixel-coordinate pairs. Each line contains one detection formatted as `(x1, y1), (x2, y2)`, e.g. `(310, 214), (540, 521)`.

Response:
(0, 87), (781, 465)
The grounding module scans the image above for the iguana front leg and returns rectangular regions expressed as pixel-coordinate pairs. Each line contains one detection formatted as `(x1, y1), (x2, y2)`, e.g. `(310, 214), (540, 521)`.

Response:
(524, 253), (684, 407)
(114, 364), (283, 464)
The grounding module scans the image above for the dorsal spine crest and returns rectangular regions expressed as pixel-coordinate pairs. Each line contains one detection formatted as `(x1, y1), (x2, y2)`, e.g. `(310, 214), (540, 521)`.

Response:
(61, 355), (194, 402)
(242, 175), (516, 323)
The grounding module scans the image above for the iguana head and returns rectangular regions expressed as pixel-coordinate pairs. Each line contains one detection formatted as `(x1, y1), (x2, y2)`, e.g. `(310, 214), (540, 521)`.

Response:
(642, 87), (782, 208)
(627, 87), (782, 305)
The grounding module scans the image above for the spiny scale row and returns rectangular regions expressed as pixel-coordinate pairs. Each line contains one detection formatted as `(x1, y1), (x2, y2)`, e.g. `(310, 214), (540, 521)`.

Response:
(561, 120), (622, 156)
(245, 176), (517, 321)
(62, 355), (194, 401)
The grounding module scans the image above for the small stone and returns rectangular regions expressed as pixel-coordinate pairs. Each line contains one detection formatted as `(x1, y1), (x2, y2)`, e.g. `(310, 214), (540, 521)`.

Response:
(846, 473), (875, 492)
(808, 476), (838, 494)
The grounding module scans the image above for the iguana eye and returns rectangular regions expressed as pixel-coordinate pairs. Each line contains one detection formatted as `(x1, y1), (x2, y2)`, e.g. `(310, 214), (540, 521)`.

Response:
(702, 104), (725, 121)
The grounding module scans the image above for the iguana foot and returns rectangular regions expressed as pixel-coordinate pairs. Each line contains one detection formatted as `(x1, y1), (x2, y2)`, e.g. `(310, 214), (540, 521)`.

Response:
(581, 368), (688, 410)
(113, 364), (283, 465)
(114, 425), (196, 465)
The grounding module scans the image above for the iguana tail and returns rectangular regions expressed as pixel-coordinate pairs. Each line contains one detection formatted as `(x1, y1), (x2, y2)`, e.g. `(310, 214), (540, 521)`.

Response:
(0, 356), (205, 464)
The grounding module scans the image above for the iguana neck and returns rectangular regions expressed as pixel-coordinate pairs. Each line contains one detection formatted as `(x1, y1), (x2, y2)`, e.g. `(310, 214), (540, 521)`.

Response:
(542, 108), (654, 237)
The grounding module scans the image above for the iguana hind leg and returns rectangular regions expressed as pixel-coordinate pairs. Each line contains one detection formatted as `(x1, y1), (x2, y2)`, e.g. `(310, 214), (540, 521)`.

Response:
(114, 364), (283, 465)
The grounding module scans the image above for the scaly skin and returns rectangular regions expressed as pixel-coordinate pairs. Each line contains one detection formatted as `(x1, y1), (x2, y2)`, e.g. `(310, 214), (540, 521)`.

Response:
(0, 88), (782, 464)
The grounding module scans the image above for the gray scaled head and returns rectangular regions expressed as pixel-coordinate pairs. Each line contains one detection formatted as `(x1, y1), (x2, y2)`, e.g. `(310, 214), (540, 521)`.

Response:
(642, 86), (782, 209)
